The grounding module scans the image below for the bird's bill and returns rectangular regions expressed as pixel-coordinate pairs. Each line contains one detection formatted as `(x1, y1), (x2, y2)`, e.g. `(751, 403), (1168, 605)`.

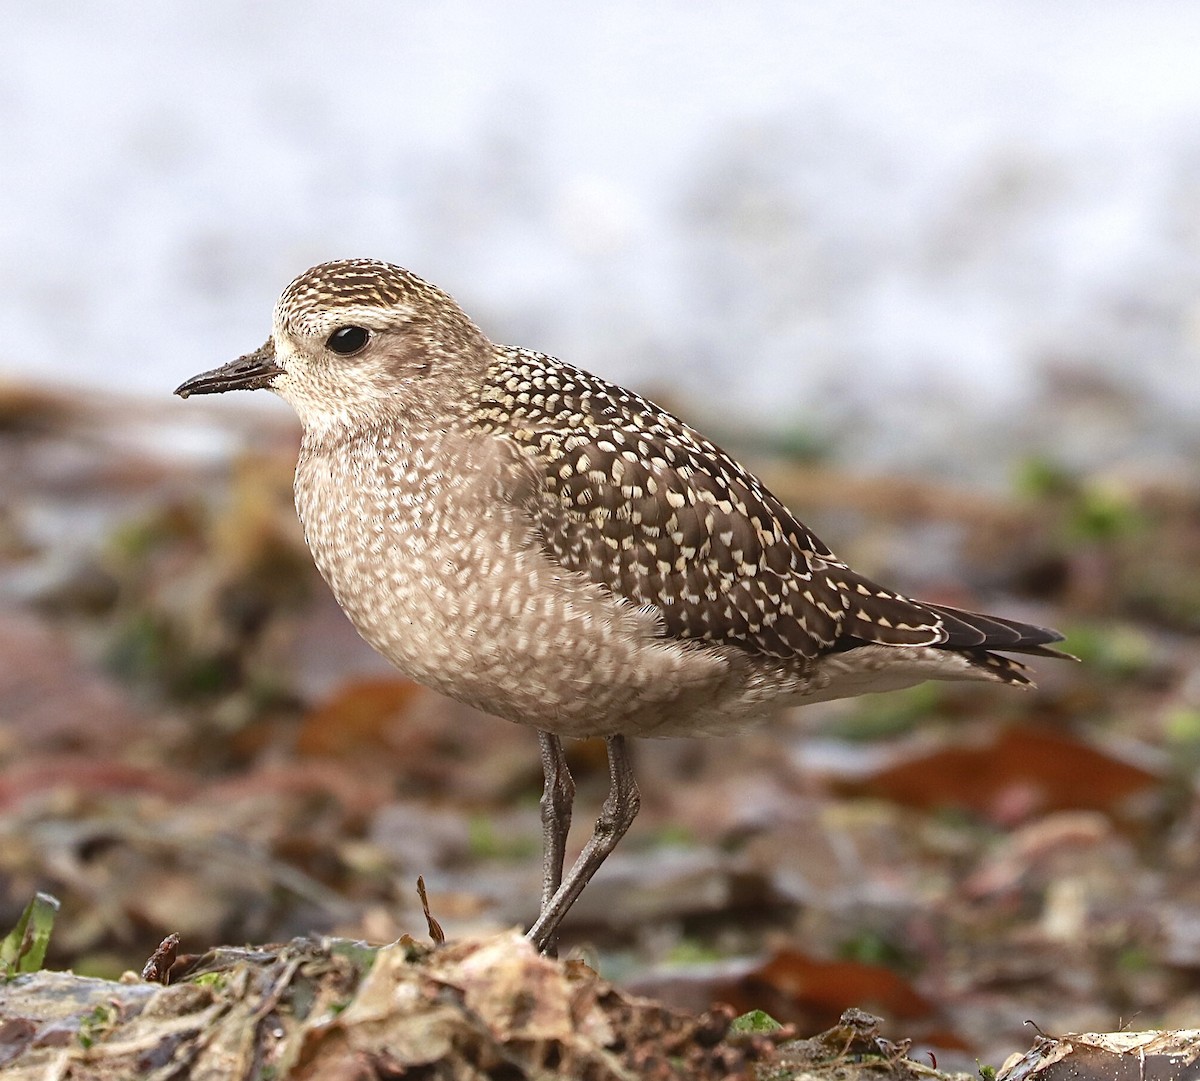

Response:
(174, 340), (283, 398)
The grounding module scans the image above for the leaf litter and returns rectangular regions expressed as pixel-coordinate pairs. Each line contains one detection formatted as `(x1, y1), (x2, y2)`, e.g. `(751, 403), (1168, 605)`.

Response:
(2, 382), (1200, 1074)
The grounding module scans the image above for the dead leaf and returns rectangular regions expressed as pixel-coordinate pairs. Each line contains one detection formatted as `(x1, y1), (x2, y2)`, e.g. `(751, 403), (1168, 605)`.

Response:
(708, 948), (941, 1037)
(295, 679), (425, 759)
(841, 726), (1161, 822)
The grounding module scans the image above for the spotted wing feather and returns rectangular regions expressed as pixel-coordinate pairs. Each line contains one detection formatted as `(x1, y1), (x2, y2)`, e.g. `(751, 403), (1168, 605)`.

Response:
(476, 348), (1065, 668)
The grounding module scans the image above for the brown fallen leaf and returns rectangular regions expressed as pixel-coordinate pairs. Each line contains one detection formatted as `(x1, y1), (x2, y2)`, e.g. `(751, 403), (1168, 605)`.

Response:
(141, 932), (180, 984)
(295, 678), (424, 759)
(718, 948), (941, 1036)
(838, 726), (1162, 822)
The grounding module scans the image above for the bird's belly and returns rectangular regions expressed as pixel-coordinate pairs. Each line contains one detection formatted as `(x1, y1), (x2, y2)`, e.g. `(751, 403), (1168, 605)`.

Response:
(295, 459), (760, 737)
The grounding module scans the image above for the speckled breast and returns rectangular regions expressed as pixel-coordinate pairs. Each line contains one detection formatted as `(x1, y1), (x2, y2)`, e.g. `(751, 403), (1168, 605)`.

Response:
(291, 425), (747, 738)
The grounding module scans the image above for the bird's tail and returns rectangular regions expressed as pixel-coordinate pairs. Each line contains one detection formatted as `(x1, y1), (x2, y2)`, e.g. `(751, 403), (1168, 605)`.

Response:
(832, 569), (1073, 689)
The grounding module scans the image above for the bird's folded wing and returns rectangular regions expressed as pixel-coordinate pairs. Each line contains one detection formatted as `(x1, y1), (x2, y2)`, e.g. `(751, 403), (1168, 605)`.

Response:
(477, 349), (1064, 662)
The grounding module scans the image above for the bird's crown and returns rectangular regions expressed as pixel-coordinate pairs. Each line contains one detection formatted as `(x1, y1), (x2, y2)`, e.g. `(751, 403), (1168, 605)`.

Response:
(277, 258), (465, 334)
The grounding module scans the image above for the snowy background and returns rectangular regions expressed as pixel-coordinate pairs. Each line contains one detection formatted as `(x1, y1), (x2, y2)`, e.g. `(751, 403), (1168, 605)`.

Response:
(1, 1), (1198, 479)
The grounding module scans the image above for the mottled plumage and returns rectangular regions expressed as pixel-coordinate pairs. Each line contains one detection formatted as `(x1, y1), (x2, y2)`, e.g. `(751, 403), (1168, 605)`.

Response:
(176, 257), (1070, 949)
(475, 346), (1063, 677)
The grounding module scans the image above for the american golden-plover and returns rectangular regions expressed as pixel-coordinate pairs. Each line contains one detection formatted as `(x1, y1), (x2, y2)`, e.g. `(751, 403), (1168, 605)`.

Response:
(176, 259), (1068, 951)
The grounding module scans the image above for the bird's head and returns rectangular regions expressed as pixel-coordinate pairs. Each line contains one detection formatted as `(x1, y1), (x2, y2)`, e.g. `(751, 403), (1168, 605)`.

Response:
(175, 259), (491, 437)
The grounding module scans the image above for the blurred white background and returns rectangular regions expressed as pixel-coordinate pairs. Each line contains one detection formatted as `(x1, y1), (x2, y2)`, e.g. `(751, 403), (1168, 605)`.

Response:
(1, 1), (1197, 478)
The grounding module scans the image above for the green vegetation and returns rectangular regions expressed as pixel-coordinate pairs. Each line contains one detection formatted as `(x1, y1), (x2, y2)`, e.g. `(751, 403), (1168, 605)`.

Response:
(77, 1003), (117, 1049)
(468, 814), (540, 861)
(0, 891), (59, 978)
(837, 930), (912, 971)
(822, 683), (944, 741)
(1056, 622), (1153, 679)
(730, 1009), (784, 1034)
(664, 938), (725, 965)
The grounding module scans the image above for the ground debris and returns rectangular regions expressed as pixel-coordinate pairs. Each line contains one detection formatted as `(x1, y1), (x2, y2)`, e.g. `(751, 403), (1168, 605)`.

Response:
(0, 932), (796, 1080)
(997, 1029), (1200, 1081)
(769, 1007), (960, 1081)
(140, 933), (180, 985)
(6, 382), (1200, 1071)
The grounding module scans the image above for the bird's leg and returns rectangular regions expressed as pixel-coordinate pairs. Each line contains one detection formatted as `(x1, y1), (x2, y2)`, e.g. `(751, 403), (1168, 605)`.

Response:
(527, 734), (640, 953)
(536, 730), (575, 957)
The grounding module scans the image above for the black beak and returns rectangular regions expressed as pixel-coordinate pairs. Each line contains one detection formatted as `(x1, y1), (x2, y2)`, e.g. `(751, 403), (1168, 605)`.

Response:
(174, 340), (284, 398)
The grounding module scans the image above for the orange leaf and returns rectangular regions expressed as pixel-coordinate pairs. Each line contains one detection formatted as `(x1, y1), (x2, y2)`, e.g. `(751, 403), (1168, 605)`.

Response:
(296, 679), (423, 758)
(844, 726), (1160, 821)
(720, 949), (936, 1033)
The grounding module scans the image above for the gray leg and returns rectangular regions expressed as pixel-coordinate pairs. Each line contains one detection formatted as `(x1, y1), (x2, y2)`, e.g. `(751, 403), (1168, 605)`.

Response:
(537, 730), (575, 956)
(527, 734), (640, 953)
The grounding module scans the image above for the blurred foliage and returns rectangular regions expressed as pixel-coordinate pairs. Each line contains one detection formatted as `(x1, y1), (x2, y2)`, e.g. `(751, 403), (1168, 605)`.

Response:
(698, 415), (833, 481)
(1016, 458), (1147, 544)
(1055, 622), (1155, 680)
(1015, 456), (1200, 632)
(1164, 707), (1200, 747)
(750, 417), (833, 466)
(467, 813), (539, 862)
(665, 937), (726, 966)
(820, 684), (945, 742)
(93, 454), (314, 706)
(836, 930), (913, 973)
(1163, 707), (1200, 773)
(651, 823), (698, 848)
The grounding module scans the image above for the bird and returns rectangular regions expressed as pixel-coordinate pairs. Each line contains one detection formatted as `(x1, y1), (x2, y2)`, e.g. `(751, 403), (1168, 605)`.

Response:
(175, 258), (1070, 952)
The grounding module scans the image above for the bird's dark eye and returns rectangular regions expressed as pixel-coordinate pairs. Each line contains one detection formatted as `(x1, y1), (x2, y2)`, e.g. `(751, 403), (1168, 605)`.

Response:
(327, 325), (370, 356)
